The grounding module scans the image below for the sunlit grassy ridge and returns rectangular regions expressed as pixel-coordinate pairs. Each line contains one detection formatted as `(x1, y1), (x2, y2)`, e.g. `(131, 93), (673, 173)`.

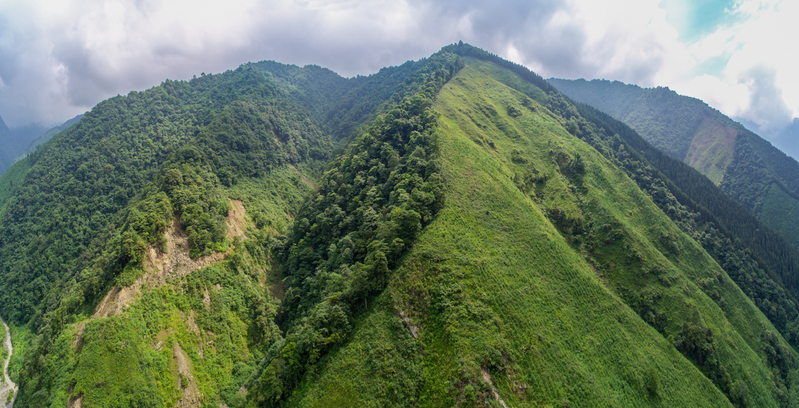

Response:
(285, 58), (798, 407)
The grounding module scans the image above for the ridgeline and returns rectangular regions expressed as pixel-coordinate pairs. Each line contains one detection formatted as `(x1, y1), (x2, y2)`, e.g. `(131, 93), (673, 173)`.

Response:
(0, 43), (795, 407)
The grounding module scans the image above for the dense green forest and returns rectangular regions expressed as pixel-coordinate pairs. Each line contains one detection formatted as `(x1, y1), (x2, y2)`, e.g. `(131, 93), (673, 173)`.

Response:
(0, 51), (445, 406)
(0, 43), (798, 407)
(550, 78), (799, 249)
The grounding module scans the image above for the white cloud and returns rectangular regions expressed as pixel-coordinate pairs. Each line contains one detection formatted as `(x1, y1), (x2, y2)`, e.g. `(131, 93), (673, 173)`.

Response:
(685, 28), (736, 61)
(506, 0), (696, 88)
(533, 0), (799, 144)
(0, 0), (456, 127)
(668, 0), (799, 137)
(0, 0), (796, 155)
(0, 0), (265, 127)
(679, 74), (750, 115)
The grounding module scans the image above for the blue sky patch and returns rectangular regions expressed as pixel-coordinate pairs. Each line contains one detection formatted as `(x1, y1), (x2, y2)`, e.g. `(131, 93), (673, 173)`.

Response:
(659, 0), (740, 42)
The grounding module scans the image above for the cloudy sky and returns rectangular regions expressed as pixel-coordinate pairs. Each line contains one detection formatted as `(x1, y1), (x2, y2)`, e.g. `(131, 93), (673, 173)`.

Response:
(1, 0), (797, 156)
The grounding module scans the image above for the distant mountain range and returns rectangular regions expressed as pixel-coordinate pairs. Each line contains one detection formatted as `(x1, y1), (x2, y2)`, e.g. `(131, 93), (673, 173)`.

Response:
(0, 115), (83, 175)
(0, 117), (38, 175)
(549, 78), (799, 249)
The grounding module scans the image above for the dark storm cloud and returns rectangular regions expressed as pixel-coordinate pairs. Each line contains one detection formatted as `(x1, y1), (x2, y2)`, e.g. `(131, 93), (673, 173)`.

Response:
(0, 9), (69, 128)
(0, 0), (681, 129)
(0, 0), (608, 128)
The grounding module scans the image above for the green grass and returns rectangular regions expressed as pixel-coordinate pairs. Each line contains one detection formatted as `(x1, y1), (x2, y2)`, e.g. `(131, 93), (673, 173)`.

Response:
(284, 59), (797, 407)
(684, 117), (737, 185)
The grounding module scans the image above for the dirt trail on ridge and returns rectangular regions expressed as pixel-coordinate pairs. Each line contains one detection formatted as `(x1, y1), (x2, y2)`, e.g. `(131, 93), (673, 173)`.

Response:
(0, 317), (16, 407)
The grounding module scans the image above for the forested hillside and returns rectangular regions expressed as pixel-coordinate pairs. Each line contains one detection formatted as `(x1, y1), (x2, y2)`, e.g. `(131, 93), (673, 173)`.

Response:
(0, 117), (40, 176)
(0, 53), (452, 406)
(0, 44), (798, 407)
(20, 115), (84, 159)
(549, 78), (799, 249)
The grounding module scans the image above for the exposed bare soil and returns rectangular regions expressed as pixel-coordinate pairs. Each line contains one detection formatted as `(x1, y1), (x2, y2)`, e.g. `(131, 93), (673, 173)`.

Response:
(174, 342), (202, 408)
(0, 317), (15, 408)
(92, 199), (249, 319)
(481, 368), (509, 408)
(75, 200), (250, 357)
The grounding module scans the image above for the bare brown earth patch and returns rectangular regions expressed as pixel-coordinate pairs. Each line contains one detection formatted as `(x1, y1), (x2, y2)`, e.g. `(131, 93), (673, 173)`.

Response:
(67, 392), (83, 408)
(174, 342), (202, 408)
(185, 310), (201, 335)
(73, 199), (250, 350)
(225, 200), (248, 241)
(481, 368), (509, 408)
(396, 309), (419, 340)
(202, 288), (212, 310)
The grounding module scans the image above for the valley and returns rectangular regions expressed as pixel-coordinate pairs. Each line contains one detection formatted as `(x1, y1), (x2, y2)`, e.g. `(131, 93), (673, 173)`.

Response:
(550, 78), (799, 250)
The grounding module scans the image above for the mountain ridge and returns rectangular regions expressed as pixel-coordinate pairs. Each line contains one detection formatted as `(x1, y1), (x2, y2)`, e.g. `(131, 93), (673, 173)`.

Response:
(0, 44), (798, 407)
(549, 77), (799, 249)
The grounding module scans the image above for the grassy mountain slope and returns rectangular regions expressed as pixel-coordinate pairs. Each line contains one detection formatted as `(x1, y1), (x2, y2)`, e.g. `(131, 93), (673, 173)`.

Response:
(3, 44), (799, 407)
(549, 78), (799, 249)
(571, 98), (799, 351)
(252, 53), (798, 407)
(0, 56), (449, 407)
(463, 48), (799, 363)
